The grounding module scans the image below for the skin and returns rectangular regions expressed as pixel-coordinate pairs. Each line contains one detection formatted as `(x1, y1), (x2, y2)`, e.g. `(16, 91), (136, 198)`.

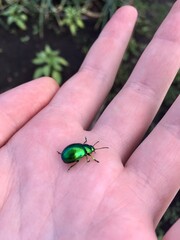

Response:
(0, 2), (179, 240)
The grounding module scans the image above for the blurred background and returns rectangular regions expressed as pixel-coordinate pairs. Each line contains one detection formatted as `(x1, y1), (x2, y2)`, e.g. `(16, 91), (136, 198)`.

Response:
(0, 0), (179, 238)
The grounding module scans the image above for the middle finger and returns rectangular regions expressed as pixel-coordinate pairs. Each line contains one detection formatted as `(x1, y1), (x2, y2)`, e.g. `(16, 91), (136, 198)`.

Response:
(94, 1), (180, 161)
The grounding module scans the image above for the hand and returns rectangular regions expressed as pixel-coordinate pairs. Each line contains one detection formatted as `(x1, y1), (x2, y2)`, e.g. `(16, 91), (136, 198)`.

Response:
(0, 2), (179, 240)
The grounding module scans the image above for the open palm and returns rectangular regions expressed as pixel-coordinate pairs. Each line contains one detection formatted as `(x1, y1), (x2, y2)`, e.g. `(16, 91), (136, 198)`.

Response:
(0, 3), (179, 240)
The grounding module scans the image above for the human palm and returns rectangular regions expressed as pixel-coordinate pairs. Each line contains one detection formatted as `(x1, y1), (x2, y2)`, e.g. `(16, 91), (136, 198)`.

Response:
(0, 3), (180, 240)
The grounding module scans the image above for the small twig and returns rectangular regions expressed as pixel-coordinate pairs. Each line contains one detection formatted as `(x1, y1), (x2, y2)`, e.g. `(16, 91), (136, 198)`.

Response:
(81, 8), (102, 19)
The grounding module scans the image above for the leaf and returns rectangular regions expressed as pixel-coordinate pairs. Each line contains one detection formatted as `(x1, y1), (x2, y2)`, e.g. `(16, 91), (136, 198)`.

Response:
(56, 57), (69, 66)
(43, 65), (51, 76)
(16, 19), (27, 30)
(33, 68), (44, 79)
(53, 64), (62, 71)
(45, 45), (52, 54)
(70, 24), (77, 35)
(7, 16), (14, 25)
(20, 14), (28, 21)
(76, 19), (84, 28)
(52, 70), (61, 84)
(37, 51), (47, 60)
(20, 35), (30, 43)
(52, 50), (60, 56)
(32, 58), (45, 65)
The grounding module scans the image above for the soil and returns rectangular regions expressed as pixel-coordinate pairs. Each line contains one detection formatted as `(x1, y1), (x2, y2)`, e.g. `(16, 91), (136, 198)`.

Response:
(0, 20), (99, 92)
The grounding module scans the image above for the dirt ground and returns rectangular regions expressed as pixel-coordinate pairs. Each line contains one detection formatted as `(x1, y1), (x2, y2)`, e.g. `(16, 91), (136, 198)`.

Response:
(0, 20), (99, 92)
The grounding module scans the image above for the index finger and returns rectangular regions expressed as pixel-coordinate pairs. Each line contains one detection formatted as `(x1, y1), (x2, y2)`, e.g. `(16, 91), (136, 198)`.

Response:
(50, 6), (137, 129)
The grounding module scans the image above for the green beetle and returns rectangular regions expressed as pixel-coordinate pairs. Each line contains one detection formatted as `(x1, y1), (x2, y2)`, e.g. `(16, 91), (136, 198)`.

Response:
(57, 137), (108, 171)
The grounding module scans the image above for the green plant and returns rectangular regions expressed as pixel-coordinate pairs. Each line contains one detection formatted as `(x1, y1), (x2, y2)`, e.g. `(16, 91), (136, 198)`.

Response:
(156, 197), (180, 239)
(1, 3), (28, 30)
(20, 1), (85, 37)
(60, 6), (84, 36)
(22, 0), (58, 38)
(0, 0), (128, 36)
(32, 45), (69, 84)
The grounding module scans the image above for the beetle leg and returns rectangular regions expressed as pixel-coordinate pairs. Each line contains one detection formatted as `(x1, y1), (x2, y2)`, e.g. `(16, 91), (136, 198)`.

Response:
(86, 155), (90, 163)
(67, 160), (79, 171)
(83, 137), (87, 144)
(89, 154), (99, 163)
(93, 158), (99, 163)
(57, 151), (61, 154)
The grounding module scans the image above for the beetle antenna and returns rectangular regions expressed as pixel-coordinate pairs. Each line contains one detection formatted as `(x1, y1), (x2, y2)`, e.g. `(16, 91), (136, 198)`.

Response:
(93, 141), (99, 146)
(95, 147), (109, 150)
(93, 141), (109, 150)
(57, 151), (61, 155)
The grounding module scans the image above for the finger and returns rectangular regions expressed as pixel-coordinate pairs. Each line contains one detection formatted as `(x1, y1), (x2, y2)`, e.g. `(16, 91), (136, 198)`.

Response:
(126, 96), (180, 226)
(163, 219), (180, 240)
(50, 6), (137, 128)
(94, 1), (180, 160)
(0, 77), (58, 146)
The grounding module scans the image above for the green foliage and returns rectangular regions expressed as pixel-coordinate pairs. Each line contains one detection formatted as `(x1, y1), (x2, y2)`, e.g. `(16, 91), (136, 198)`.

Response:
(1, 2), (28, 30)
(165, 71), (180, 106)
(0, 0), (85, 36)
(22, 0), (56, 37)
(20, 34), (30, 42)
(135, 0), (172, 38)
(156, 198), (180, 239)
(60, 6), (84, 36)
(0, 0), (132, 36)
(98, 0), (133, 27)
(32, 45), (69, 84)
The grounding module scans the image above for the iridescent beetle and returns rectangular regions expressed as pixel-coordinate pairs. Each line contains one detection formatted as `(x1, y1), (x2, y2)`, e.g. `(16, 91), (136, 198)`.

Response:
(57, 137), (108, 171)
